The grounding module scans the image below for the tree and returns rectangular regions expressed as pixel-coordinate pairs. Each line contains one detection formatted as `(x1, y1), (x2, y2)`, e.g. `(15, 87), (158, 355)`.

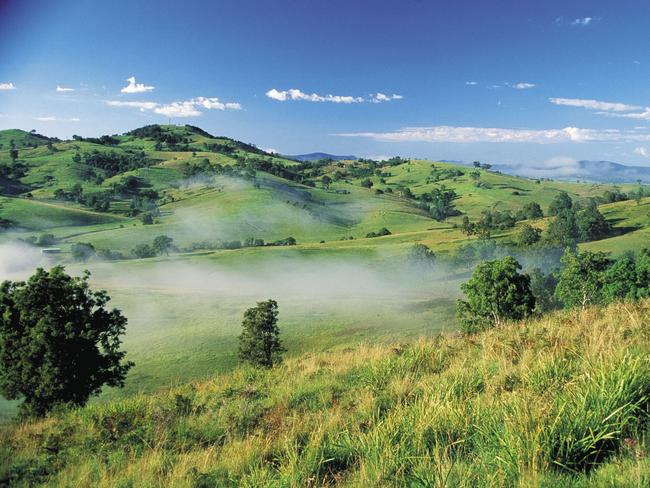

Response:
(152, 235), (174, 255)
(548, 191), (573, 216)
(360, 178), (373, 189)
(131, 243), (156, 258)
(238, 299), (285, 368)
(407, 243), (436, 267)
(321, 175), (332, 189)
(555, 250), (610, 309)
(0, 267), (133, 416)
(521, 201), (544, 220)
(576, 201), (611, 241)
(71, 242), (96, 262)
(529, 268), (560, 314)
(517, 224), (542, 246)
(457, 257), (535, 333)
(546, 208), (579, 246)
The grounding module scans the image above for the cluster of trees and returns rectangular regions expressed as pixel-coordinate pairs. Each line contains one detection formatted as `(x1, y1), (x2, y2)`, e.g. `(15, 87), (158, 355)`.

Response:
(131, 235), (177, 258)
(53, 184), (112, 212)
(426, 186), (459, 221)
(72, 134), (119, 146)
(365, 227), (391, 238)
(80, 149), (151, 177)
(456, 248), (650, 333)
(545, 193), (611, 245)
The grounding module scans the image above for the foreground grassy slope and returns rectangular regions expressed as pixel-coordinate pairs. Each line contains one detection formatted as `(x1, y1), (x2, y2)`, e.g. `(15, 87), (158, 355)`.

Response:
(2, 299), (648, 487)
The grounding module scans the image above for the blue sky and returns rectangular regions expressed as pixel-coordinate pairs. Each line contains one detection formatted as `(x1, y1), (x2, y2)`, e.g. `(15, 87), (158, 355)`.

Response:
(2, 0), (650, 167)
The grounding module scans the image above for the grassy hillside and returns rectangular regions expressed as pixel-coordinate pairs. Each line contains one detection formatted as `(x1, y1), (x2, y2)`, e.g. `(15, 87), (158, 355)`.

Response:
(1, 299), (648, 487)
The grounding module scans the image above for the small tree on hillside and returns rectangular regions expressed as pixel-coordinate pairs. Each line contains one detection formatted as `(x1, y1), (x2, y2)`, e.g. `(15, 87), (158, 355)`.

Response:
(152, 235), (174, 256)
(0, 267), (133, 416)
(71, 242), (96, 262)
(321, 175), (332, 189)
(457, 257), (535, 333)
(238, 299), (285, 368)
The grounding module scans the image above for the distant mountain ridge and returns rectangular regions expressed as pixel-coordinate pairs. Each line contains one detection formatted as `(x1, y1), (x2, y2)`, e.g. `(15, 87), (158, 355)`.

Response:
(284, 152), (357, 162)
(491, 159), (650, 184)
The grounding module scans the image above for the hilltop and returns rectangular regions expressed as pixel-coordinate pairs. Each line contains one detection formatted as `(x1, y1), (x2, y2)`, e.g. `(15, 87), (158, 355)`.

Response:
(1, 298), (648, 486)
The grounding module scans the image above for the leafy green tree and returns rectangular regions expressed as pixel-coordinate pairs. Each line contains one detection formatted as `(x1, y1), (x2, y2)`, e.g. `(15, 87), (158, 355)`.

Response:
(71, 242), (96, 262)
(517, 224), (542, 246)
(131, 243), (156, 258)
(0, 267), (133, 416)
(546, 208), (579, 246)
(238, 299), (285, 368)
(321, 175), (332, 189)
(360, 178), (373, 189)
(576, 201), (611, 241)
(529, 268), (560, 314)
(457, 257), (535, 333)
(521, 201), (544, 219)
(555, 250), (610, 308)
(407, 243), (436, 268)
(141, 213), (154, 225)
(152, 235), (174, 255)
(547, 191), (573, 216)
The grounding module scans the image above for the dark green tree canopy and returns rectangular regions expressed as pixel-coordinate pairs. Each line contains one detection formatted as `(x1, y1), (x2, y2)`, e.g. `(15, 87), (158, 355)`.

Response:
(0, 266), (133, 416)
(238, 299), (285, 368)
(548, 191), (573, 216)
(457, 256), (535, 333)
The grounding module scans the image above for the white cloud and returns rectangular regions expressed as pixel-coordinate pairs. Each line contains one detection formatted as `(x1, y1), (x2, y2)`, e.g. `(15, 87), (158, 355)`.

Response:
(107, 97), (241, 118)
(634, 147), (649, 158)
(107, 100), (159, 111)
(0, 82), (16, 90)
(549, 97), (641, 112)
(465, 81), (478, 86)
(572, 17), (593, 25)
(56, 85), (75, 92)
(153, 101), (202, 118)
(120, 76), (155, 94)
(263, 148), (279, 154)
(334, 125), (650, 144)
(512, 82), (536, 89)
(599, 108), (650, 121)
(370, 92), (403, 103)
(35, 116), (80, 122)
(266, 88), (402, 104)
(266, 88), (364, 103)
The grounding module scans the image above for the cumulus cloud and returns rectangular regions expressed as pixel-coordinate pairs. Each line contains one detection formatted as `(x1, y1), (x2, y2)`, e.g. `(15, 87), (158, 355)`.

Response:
(0, 82), (16, 90)
(334, 125), (650, 144)
(465, 81), (478, 86)
(549, 97), (641, 112)
(107, 97), (241, 118)
(120, 76), (155, 93)
(634, 147), (649, 158)
(56, 85), (75, 92)
(512, 82), (536, 89)
(266, 88), (402, 104)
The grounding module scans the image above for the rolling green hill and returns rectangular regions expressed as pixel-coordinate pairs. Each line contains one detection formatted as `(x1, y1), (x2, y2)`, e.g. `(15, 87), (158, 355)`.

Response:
(1, 298), (647, 487)
(1, 124), (649, 424)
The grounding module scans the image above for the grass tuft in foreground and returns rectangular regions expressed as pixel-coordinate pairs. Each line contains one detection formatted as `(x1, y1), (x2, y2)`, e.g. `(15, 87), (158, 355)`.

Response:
(1, 299), (649, 487)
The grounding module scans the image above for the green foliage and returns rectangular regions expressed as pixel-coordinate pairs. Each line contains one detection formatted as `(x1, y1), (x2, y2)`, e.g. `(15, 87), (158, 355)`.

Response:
(131, 243), (156, 259)
(555, 250), (611, 308)
(238, 299), (285, 368)
(407, 243), (436, 267)
(71, 242), (96, 262)
(548, 191), (573, 216)
(517, 224), (542, 246)
(152, 235), (174, 255)
(0, 267), (132, 416)
(365, 227), (391, 238)
(457, 257), (535, 333)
